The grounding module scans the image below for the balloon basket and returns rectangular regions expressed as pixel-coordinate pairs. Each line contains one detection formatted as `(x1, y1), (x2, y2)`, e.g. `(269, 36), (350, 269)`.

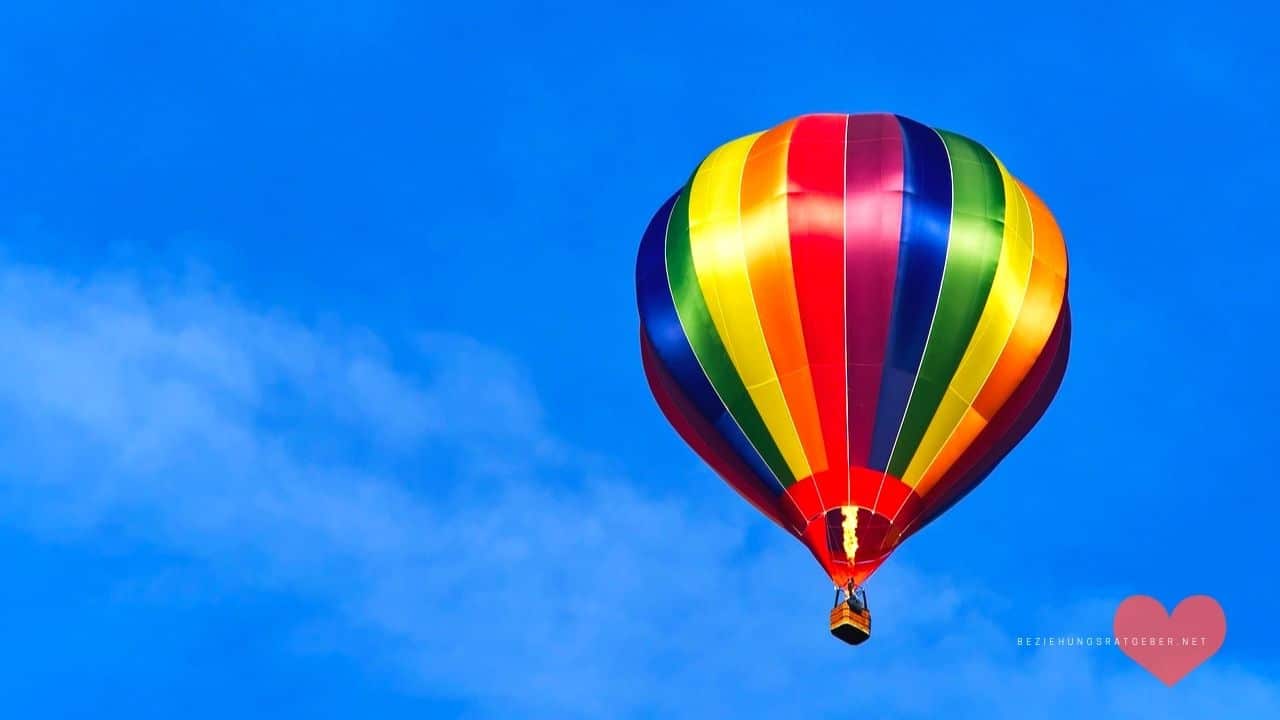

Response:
(829, 604), (872, 645)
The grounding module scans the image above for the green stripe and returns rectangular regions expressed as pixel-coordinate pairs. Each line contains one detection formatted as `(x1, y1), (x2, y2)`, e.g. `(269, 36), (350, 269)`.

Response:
(665, 182), (796, 485)
(887, 131), (1006, 477)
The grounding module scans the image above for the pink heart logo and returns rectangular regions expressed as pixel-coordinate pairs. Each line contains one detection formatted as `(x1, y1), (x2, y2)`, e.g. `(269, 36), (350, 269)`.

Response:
(1113, 595), (1226, 686)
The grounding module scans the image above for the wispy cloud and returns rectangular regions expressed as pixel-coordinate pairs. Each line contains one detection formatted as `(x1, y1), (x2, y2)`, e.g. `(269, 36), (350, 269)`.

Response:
(0, 258), (1273, 718)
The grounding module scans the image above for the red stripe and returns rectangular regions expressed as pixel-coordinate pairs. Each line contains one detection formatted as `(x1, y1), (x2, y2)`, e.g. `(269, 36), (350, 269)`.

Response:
(787, 114), (851, 507)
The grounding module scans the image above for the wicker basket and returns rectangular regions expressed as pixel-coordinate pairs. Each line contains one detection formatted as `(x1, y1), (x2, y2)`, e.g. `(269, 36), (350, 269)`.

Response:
(829, 604), (872, 645)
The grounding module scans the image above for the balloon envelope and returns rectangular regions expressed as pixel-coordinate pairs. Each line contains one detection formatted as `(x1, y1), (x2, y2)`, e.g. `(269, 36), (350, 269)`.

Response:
(636, 113), (1070, 586)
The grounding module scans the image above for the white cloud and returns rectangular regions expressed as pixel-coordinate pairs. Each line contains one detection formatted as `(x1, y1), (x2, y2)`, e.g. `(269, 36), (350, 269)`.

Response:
(0, 257), (1273, 718)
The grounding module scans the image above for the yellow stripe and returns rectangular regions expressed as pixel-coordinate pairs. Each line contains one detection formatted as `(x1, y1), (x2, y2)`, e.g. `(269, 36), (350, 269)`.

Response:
(688, 133), (813, 480)
(903, 157), (1034, 491)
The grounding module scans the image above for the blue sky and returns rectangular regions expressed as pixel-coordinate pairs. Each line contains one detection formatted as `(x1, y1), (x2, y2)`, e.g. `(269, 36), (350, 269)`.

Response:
(0, 1), (1276, 717)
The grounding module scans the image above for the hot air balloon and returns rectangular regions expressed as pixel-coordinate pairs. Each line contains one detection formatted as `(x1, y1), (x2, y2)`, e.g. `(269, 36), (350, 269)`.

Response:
(636, 113), (1069, 645)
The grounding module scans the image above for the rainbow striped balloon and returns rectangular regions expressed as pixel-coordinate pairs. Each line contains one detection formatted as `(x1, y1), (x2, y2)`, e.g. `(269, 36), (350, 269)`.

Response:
(637, 113), (1070, 586)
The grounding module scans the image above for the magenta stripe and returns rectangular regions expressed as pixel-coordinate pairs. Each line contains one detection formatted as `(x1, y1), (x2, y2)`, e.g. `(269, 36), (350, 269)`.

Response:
(844, 114), (906, 469)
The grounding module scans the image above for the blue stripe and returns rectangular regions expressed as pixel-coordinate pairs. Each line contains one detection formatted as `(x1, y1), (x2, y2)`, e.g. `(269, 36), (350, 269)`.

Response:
(867, 116), (953, 471)
(635, 191), (784, 493)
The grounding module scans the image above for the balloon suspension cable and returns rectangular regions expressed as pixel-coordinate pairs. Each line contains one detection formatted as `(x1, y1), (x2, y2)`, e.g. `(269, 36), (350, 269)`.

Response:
(836, 580), (868, 613)
(834, 580), (865, 608)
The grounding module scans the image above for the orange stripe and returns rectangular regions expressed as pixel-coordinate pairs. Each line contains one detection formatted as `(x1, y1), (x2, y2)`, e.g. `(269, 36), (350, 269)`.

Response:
(912, 181), (1067, 496)
(972, 181), (1068, 419)
(740, 120), (829, 474)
